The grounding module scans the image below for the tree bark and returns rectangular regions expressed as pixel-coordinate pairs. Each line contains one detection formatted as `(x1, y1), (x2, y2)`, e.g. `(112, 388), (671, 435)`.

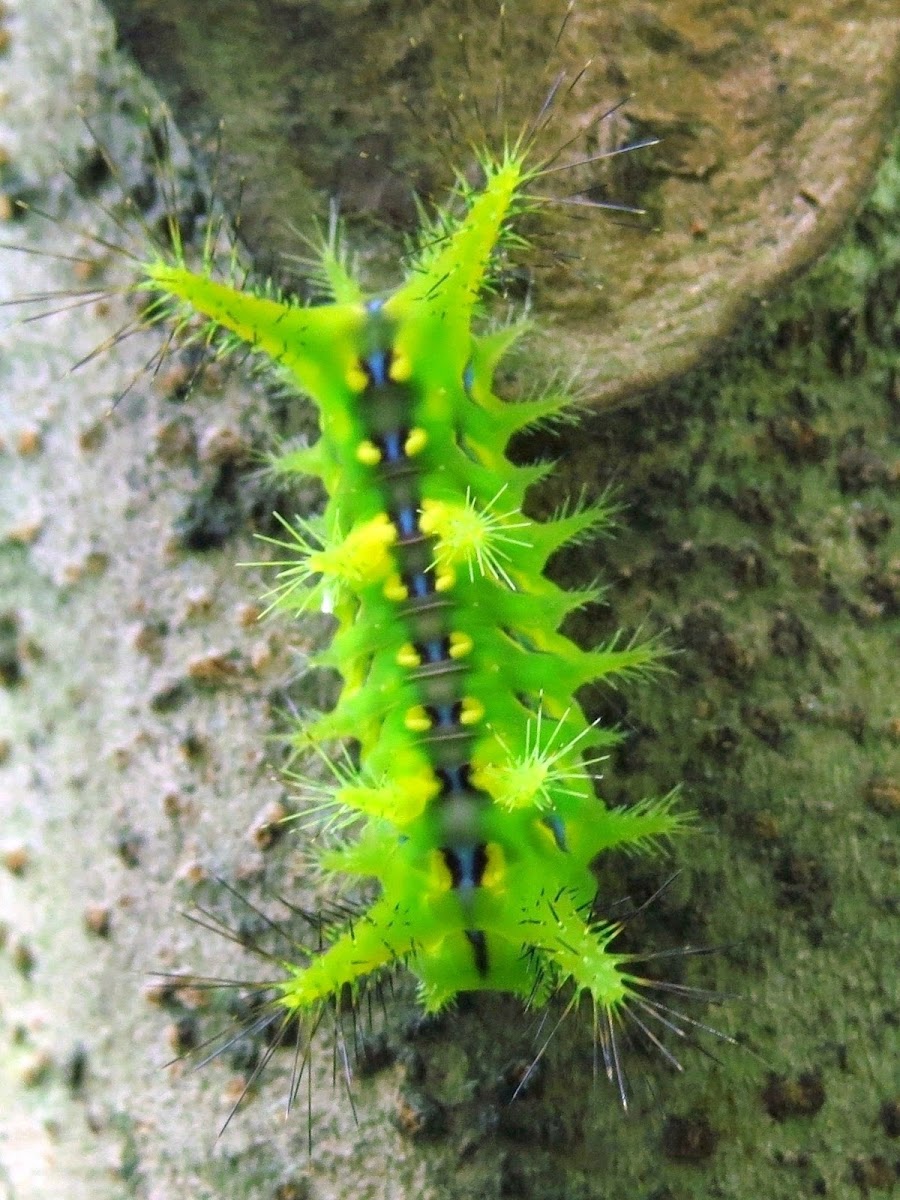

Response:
(1, 3), (897, 1198)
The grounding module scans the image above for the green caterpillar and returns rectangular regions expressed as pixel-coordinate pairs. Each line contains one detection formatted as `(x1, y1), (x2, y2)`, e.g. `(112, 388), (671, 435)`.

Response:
(0, 89), (702, 1112)
(137, 139), (686, 1039)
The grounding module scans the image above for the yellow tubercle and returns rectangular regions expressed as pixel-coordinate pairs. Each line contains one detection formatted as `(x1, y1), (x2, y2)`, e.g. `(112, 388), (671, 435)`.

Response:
(404, 427), (428, 456)
(471, 758), (548, 811)
(345, 364), (369, 393)
(449, 631), (473, 659)
(404, 705), (432, 733)
(356, 439), (382, 466)
(428, 848), (454, 893)
(337, 768), (438, 824)
(309, 512), (397, 588)
(389, 351), (412, 382)
(460, 697), (485, 726)
(481, 843), (506, 892)
(396, 643), (422, 668)
(420, 488), (530, 588)
(435, 568), (456, 592)
(418, 498), (445, 537)
(383, 574), (409, 602)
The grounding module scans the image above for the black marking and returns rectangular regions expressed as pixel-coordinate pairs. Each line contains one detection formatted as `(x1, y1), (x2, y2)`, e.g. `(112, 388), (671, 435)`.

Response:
(395, 561), (438, 600)
(440, 843), (488, 891)
(381, 470), (422, 518)
(391, 533), (433, 583)
(398, 594), (454, 651)
(392, 527), (429, 550)
(378, 454), (419, 482)
(429, 702), (459, 728)
(360, 300), (396, 394)
(437, 763), (472, 794)
(465, 929), (490, 977)
(399, 593), (452, 619)
(419, 727), (472, 761)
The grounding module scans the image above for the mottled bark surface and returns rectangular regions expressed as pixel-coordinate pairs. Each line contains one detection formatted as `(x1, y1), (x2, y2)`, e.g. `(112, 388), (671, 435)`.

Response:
(103, 0), (900, 404)
(1, 3), (897, 1199)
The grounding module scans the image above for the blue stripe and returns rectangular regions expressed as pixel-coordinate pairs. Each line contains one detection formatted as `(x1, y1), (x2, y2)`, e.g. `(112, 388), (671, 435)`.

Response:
(424, 639), (444, 662)
(383, 431), (402, 462)
(366, 350), (387, 386)
(397, 506), (417, 537)
(454, 847), (476, 888)
(443, 765), (466, 792)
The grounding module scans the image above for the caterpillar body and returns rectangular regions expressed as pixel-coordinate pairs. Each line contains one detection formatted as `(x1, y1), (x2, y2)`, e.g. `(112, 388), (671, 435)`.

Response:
(6, 89), (705, 1115)
(134, 140), (687, 1046)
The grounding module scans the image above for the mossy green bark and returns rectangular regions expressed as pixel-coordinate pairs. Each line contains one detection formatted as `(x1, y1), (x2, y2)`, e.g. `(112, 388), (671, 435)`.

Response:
(535, 134), (899, 1199)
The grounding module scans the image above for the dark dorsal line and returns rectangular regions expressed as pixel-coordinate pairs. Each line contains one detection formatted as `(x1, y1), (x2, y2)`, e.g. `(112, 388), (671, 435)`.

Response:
(464, 929), (490, 977)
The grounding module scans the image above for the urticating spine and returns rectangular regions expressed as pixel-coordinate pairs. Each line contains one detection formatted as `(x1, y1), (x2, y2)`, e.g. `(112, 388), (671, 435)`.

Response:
(142, 152), (682, 1020)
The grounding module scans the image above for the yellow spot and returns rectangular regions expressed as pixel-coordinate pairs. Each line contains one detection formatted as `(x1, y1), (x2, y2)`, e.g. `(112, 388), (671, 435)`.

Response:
(308, 512), (396, 587)
(470, 762), (491, 794)
(345, 365), (368, 393)
(404, 427), (428, 456)
(418, 498), (444, 537)
(435, 567), (455, 592)
(398, 769), (440, 817)
(428, 848), (454, 892)
(396, 643), (421, 668)
(404, 705), (432, 732)
(383, 574), (409, 602)
(356, 440), (381, 466)
(449, 631), (473, 659)
(482, 843), (505, 891)
(460, 697), (485, 726)
(389, 351), (412, 382)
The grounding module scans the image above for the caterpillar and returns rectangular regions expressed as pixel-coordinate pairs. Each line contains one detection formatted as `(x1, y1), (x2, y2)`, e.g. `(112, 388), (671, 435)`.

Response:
(4, 59), (720, 1127)
(139, 130), (699, 1091)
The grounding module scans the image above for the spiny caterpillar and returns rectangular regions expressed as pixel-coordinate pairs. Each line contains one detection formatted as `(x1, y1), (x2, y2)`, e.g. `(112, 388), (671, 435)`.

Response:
(123, 127), (697, 1092)
(5, 81), (709, 1114)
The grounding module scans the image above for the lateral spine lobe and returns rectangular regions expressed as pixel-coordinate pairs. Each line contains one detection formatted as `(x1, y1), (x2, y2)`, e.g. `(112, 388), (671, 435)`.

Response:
(143, 155), (680, 1016)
